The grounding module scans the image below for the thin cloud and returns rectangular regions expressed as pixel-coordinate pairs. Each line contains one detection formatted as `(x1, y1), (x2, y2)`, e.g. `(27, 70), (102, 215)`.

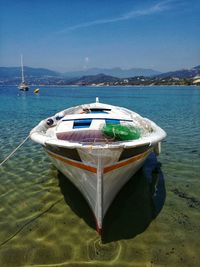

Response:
(58, 0), (174, 34)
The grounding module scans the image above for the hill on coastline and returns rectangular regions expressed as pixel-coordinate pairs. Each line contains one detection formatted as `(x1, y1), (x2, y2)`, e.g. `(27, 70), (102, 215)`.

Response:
(69, 73), (119, 85)
(0, 66), (60, 79)
(157, 65), (200, 78)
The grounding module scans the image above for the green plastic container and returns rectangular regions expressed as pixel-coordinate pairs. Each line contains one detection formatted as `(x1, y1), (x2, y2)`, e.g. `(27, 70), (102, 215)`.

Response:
(102, 124), (141, 141)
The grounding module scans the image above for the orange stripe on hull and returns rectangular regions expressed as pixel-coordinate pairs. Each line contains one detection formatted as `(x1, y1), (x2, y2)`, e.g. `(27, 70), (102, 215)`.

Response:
(46, 150), (97, 173)
(46, 148), (151, 175)
(103, 150), (150, 174)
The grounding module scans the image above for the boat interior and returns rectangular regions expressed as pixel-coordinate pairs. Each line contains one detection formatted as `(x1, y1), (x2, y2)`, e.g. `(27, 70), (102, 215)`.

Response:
(44, 104), (153, 145)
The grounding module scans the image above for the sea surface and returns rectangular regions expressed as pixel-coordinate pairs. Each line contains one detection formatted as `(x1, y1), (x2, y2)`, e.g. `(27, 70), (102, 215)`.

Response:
(0, 86), (199, 267)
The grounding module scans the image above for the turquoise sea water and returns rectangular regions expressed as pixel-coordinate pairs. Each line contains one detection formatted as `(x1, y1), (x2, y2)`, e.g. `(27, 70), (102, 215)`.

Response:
(0, 86), (199, 266)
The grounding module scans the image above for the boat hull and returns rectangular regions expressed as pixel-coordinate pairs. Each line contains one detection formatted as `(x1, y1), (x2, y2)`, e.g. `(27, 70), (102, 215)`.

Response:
(19, 85), (29, 91)
(44, 146), (152, 232)
(30, 100), (166, 233)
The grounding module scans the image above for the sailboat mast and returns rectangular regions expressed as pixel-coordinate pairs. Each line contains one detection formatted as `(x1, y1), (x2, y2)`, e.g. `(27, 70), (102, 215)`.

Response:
(21, 54), (25, 83)
(18, 54), (29, 90)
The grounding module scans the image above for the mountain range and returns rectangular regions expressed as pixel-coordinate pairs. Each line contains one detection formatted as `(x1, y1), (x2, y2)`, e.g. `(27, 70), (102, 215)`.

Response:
(62, 67), (161, 78)
(0, 65), (199, 86)
(0, 66), (160, 79)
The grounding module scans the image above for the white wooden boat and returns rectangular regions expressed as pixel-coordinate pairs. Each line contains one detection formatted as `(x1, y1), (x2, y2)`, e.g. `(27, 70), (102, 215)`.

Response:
(30, 97), (166, 233)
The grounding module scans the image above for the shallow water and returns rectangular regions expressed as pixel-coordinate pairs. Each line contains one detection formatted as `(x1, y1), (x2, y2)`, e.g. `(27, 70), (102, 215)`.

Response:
(0, 86), (199, 266)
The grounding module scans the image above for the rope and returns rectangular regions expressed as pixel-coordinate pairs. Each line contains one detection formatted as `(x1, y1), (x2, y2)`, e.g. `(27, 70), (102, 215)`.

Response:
(0, 135), (30, 167)
(0, 198), (62, 248)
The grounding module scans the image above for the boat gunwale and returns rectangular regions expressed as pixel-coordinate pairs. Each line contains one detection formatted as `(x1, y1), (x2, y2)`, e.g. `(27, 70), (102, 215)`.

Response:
(31, 126), (166, 148)
(30, 102), (167, 147)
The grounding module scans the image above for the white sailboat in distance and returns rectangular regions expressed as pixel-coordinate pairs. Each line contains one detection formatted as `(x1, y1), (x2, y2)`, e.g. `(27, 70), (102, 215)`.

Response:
(19, 54), (29, 91)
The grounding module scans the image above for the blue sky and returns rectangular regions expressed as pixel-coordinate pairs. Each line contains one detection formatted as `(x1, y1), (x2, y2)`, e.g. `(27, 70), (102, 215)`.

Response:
(0, 0), (199, 72)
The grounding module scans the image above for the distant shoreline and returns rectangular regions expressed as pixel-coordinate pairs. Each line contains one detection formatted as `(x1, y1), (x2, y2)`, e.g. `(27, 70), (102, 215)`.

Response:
(0, 84), (199, 87)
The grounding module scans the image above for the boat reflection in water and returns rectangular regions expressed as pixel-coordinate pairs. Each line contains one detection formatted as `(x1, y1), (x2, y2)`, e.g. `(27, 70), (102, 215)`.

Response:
(58, 153), (166, 242)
